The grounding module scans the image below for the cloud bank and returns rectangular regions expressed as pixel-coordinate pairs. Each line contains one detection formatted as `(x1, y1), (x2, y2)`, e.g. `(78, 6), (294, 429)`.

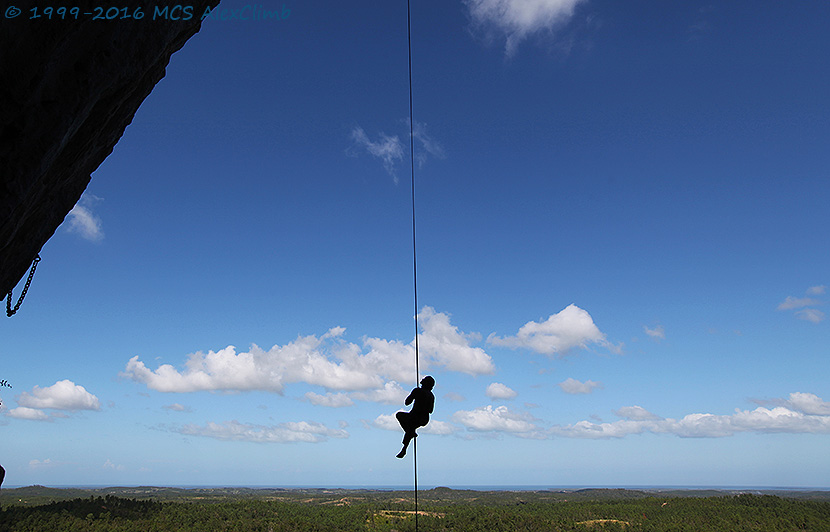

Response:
(123, 307), (494, 396)
(553, 392), (830, 439)
(175, 420), (348, 443)
(366, 392), (830, 441)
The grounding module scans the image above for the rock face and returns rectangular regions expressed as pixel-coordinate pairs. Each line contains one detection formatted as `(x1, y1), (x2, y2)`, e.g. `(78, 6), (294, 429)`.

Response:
(0, 1), (219, 300)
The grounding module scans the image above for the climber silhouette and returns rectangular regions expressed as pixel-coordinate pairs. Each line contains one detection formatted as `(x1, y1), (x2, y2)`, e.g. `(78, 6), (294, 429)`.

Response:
(396, 376), (435, 458)
(0, 464), (5, 491)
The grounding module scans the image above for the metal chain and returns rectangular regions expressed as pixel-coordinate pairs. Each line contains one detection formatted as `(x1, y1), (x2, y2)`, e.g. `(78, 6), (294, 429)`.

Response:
(6, 254), (41, 317)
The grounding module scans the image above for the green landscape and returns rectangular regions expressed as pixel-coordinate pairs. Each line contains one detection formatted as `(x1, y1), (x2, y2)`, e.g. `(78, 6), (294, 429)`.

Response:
(2, 486), (830, 531)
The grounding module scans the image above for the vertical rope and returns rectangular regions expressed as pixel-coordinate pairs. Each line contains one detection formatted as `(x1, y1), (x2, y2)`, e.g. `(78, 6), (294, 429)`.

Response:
(407, 0), (419, 384)
(406, 1), (419, 530)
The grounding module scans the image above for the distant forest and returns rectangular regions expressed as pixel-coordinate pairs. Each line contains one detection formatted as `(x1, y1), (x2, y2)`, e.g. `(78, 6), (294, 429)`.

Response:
(2, 486), (830, 531)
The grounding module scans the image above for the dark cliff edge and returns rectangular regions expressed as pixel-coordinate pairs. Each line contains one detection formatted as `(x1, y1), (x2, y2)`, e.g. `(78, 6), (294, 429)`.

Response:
(0, 0), (219, 298)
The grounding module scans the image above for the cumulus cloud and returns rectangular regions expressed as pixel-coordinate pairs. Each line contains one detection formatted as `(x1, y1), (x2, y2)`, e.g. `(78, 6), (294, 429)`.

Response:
(613, 405), (660, 421)
(551, 392), (830, 439)
(558, 377), (603, 395)
(778, 287), (825, 323)
(369, 413), (458, 435)
(418, 307), (495, 375)
(369, 413), (400, 432)
(175, 420), (349, 443)
(305, 391), (354, 408)
(488, 304), (616, 356)
(464, 0), (586, 56)
(367, 392), (830, 441)
(65, 193), (104, 242)
(350, 381), (407, 404)
(17, 380), (100, 411)
(421, 419), (460, 435)
(347, 126), (404, 183)
(7, 406), (51, 421)
(452, 405), (540, 434)
(123, 329), (383, 394)
(644, 324), (665, 340)
(486, 382), (518, 400)
(782, 392), (830, 415)
(122, 308), (493, 396)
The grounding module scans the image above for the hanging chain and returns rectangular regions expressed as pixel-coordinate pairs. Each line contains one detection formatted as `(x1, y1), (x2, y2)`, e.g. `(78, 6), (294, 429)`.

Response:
(6, 254), (41, 317)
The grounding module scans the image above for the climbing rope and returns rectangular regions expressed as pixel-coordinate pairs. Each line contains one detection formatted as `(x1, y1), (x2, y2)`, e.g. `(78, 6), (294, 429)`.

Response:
(406, 0), (420, 529)
(6, 254), (40, 317)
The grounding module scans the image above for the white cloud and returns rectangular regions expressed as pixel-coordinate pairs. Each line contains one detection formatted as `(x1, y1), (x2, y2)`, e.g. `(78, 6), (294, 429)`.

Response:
(305, 391), (354, 408)
(350, 381), (407, 404)
(464, 0), (585, 56)
(17, 380), (100, 411)
(551, 393), (830, 439)
(29, 458), (54, 468)
(163, 403), (192, 413)
(369, 392), (830, 441)
(452, 405), (539, 433)
(644, 324), (665, 340)
(421, 419), (460, 435)
(488, 304), (615, 356)
(348, 126), (404, 183)
(348, 121), (444, 183)
(66, 193), (104, 242)
(368, 413), (457, 435)
(777, 287), (825, 324)
(103, 459), (126, 471)
(613, 405), (660, 421)
(550, 418), (655, 439)
(358, 337), (418, 384)
(123, 329), (383, 394)
(558, 377), (602, 395)
(123, 308), (493, 396)
(785, 392), (830, 415)
(796, 308), (825, 323)
(806, 285), (827, 296)
(410, 120), (445, 167)
(176, 420), (349, 443)
(418, 307), (495, 375)
(369, 413), (400, 432)
(7, 407), (51, 421)
(777, 296), (821, 311)
(486, 382), (517, 400)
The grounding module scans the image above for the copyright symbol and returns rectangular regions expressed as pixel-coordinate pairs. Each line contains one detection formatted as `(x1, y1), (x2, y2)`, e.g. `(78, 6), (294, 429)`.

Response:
(5, 6), (21, 18)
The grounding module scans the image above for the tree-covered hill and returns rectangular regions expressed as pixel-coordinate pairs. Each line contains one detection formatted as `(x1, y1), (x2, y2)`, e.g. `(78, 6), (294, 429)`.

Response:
(2, 489), (830, 531)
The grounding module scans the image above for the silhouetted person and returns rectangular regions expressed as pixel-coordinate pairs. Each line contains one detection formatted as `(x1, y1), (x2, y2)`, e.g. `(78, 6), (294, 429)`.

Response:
(396, 376), (435, 458)
(0, 464), (5, 491)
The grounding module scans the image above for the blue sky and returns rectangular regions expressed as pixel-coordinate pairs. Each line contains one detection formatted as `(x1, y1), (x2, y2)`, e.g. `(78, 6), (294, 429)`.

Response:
(2, 0), (830, 488)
